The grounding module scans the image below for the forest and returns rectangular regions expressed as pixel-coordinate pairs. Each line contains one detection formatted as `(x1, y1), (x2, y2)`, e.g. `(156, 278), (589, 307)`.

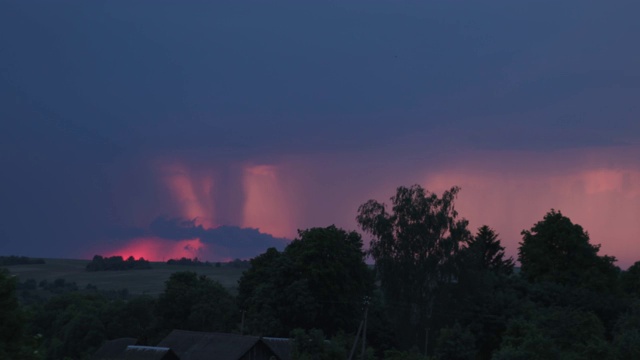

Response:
(1, 185), (640, 360)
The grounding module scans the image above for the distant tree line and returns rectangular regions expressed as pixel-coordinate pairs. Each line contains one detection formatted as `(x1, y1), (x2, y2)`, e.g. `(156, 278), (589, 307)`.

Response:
(166, 257), (212, 267)
(2, 184), (640, 359)
(0, 256), (45, 266)
(86, 255), (151, 271)
(165, 258), (250, 268)
(227, 258), (251, 268)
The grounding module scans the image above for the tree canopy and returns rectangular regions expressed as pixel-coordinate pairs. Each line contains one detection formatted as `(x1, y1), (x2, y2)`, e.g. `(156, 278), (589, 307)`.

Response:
(156, 271), (237, 334)
(519, 209), (618, 291)
(463, 225), (514, 275)
(237, 225), (373, 337)
(0, 269), (32, 359)
(357, 185), (471, 352)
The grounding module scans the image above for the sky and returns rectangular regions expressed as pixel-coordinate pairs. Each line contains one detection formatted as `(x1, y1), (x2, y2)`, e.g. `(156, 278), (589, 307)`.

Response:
(1, 1), (639, 267)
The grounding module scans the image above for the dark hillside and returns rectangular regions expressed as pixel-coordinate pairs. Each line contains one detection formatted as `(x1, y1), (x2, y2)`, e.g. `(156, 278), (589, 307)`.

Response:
(5, 258), (244, 295)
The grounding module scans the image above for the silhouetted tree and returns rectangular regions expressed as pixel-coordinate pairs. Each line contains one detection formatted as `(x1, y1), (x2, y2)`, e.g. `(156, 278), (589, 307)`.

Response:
(86, 255), (151, 271)
(357, 185), (471, 353)
(448, 226), (518, 359)
(238, 226), (373, 337)
(621, 261), (640, 298)
(285, 226), (373, 334)
(464, 225), (514, 275)
(519, 209), (618, 292)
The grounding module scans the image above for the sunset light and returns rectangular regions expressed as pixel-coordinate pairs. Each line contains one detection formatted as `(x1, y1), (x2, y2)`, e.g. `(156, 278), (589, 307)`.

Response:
(242, 164), (295, 238)
(422, 158), (640, 268)
(160, 162), (216, 229)
(102, 237), (208, 262)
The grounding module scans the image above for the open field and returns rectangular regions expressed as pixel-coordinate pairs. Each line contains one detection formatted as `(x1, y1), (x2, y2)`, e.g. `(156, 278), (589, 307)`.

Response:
(4, 258), (246, 296)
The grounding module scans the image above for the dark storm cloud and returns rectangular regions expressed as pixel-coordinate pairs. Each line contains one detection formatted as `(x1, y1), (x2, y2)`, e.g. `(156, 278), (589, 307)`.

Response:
(160, 218), (287, 252)
(1, 0), (639, 258)
(3, 0), (638, 155)
(0, 83), (120, 256)
(111, 217), (287, 256)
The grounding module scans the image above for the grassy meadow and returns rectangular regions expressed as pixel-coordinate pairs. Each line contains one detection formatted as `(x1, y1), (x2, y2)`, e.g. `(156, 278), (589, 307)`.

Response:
(4, 258), (246, 295)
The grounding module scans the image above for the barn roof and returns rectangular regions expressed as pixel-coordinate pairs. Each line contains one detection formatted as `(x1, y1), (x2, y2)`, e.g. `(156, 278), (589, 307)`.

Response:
(92, 337), (138, 360)
(158, 330), (261, 360)
(124, 345), (180, 360)
(262, 337), (291, 360)
(156, 330), (292, 360)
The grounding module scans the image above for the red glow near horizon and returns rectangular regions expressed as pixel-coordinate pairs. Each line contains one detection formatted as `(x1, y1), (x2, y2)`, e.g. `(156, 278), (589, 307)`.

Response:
(102, 237), (208, 262)
(96, 160), (299, 262)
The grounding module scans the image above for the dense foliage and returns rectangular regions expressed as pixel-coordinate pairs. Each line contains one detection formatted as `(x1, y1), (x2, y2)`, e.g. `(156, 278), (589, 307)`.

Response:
(0, 269), (38, 359)
(156, 271), (237, 334)
(357, 185), (471, 351)
(519, 209), (618, 292)
(237, 226), (374, 337)
(463, 225), (514, 276)
(5, 270), (237, 359)
(4, 184), (640, 360)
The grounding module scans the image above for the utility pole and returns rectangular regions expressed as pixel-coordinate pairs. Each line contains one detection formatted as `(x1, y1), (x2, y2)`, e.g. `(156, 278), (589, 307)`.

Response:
(348, 320), (363, 360)
(424, 298), (434, 357)
(240, 310), (246, 335)
(424, 326), (429, 357)
(360, 296), (370, 360)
